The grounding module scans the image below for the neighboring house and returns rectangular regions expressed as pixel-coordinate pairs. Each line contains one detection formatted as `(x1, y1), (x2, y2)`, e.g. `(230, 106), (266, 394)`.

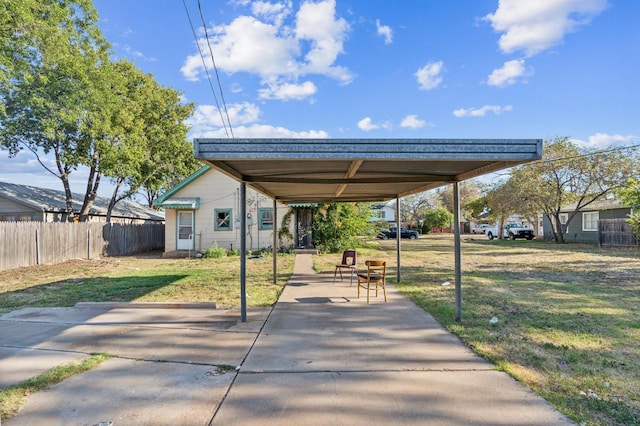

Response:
(0, 181), (164, 224)
(541, 198), (632, 243)
(370, 201), (395, 224)
(154, 167), (295, 256)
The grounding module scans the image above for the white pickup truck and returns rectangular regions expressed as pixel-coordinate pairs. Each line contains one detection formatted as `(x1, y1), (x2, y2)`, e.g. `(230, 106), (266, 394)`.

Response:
(486, 223), (535, 240)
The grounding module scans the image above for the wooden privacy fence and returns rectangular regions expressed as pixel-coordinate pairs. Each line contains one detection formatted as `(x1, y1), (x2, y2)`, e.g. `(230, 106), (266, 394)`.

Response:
(0, 222), (164, 272)
(598, 218), (637, 247)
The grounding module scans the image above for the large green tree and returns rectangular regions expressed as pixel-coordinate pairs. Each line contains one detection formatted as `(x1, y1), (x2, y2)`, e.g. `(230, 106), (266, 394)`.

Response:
(1, 1), (197, 221)
(101, 60), (198, 220)
(1, 0), (113, 220)
(511, 137), (637, 243)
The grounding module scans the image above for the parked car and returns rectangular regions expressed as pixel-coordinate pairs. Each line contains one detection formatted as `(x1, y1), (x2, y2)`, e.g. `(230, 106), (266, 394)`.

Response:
(471, 224), (491, 234)
(377, 227), (419, 240)
(486, 223), (534, 240)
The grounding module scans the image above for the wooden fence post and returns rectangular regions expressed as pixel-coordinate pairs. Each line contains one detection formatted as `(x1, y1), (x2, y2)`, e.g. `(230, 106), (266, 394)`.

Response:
(35, 228), (40, 265)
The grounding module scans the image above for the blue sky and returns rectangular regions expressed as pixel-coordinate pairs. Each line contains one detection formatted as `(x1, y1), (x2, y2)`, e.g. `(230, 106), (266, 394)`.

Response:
(2, 0), (638, 196)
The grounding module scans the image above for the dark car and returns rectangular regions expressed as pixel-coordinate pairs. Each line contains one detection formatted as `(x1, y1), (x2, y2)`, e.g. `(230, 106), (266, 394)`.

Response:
(377, 227), (419, 240)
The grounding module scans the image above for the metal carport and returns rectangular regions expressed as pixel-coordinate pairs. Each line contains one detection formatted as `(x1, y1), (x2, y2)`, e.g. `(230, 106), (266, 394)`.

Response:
(193, 138), (542, 321)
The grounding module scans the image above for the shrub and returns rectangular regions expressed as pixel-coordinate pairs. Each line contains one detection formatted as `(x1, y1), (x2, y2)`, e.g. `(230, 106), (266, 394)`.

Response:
(204, 243), (227, 259)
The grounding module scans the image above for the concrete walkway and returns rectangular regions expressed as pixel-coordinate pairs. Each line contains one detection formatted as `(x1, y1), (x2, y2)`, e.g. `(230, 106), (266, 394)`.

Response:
(0, 254), (574, 425)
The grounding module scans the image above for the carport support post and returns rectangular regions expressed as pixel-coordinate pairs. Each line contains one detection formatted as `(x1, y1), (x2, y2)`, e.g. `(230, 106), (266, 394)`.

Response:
(396, 196), (401, 283)
(453, 181), (462, 321)
(273, 199), (277, 285)
(240, 182), (247, 322)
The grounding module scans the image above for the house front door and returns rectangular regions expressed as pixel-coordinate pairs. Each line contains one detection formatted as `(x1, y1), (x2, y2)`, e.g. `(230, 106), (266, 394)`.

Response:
(296, 208), (313, 248)
(177, 210), (194, 250)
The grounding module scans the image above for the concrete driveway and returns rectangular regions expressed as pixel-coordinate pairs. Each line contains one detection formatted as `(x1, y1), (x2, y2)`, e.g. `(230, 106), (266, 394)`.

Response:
(0, 255), (574, 425)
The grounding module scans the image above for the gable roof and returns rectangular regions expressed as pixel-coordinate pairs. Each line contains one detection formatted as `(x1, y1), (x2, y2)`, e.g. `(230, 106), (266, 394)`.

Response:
(153, 166), (211, 207)
(0, 181), (164, 221)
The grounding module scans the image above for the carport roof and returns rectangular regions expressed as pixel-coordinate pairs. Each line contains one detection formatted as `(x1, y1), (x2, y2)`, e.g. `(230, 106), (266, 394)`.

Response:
(193, 138), (542, 203)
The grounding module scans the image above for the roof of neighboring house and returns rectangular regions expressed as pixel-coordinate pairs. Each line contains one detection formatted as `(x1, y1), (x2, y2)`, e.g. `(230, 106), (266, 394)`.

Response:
(560, 198), (630, 213)
(0, 181), (165, 221)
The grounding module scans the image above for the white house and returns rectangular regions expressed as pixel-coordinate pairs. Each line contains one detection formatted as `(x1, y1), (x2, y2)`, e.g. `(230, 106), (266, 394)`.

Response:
(154, 166), (294, 256)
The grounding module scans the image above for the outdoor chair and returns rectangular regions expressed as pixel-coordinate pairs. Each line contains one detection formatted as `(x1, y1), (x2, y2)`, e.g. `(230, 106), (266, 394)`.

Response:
(357, 260), (387, 303)
(333, 250), (357, 285)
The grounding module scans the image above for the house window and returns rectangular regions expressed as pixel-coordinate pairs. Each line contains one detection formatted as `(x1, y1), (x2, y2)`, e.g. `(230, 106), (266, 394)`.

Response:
(374, 210), (386, 220)
(259, 208), (274, 230)
(214, 209), (233, 231)
(1, 214), (16, 222)
(582, 211), (599, 231)
(18, 214), (32, 221)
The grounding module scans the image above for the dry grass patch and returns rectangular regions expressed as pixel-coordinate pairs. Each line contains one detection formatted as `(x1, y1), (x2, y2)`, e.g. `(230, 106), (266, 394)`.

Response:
(0, 252), (295, 314)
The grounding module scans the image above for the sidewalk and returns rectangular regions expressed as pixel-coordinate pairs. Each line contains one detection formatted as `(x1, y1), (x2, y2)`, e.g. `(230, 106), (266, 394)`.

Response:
(0, 254), (574, 425)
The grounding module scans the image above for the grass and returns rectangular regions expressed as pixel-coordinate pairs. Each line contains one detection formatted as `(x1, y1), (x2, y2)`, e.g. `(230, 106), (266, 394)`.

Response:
(314, 235), (640, 426)
(0, 252), (296, 315)
(0, 353), (111, 421)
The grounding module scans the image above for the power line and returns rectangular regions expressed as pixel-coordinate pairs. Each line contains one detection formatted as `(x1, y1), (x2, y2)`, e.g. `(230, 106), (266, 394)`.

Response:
(182, 0), (231, 138)
(540, 142), (640, 165)
(197, 0), (234, 139)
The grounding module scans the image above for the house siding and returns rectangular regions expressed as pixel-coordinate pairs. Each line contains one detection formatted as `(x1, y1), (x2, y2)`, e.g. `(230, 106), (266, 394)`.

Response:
(0, 197), (43, 221)
(161, 168), (293, 253)
(542, 206), (632, 243)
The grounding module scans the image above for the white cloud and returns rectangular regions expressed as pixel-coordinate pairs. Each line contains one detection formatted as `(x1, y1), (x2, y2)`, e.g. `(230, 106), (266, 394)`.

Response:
(192, 124), (329, 139)
(258, 81), (317, 100)
(182, 0), (352, 100)
(453, 105), (513, 117)
(415, 61), (444, 90)
(484, 0), (608, 56)
(189, 102), (261, 131)
(376, 19), (393, 45)
(487, 59), (531, 87)
(187, 102), (328, 139)
(574, 133), (637, 148)
(357, 117), (391, 132)
(251, 0), (293, 26)
(400, 114), (427, 129)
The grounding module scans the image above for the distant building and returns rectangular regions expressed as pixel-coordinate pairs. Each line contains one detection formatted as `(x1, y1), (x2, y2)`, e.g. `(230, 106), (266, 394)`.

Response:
(370, 201), (395, 224)
(0, 181), (164, 224)
(541, 198), (632, 243)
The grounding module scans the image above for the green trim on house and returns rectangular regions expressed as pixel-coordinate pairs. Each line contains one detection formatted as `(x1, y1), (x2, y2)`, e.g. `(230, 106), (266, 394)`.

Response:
(153, 166), (211, 207)
(161, 198), (200, 209)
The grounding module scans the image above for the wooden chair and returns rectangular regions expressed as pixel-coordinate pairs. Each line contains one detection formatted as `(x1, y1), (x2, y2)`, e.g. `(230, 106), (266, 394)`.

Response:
(333, 250), (357, 285)
(357, 260), (387, 303)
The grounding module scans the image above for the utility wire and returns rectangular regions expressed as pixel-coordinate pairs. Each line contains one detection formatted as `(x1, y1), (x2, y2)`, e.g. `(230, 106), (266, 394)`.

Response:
(539, 142), (640, 165)
(197, 0), (235, 139)
(182, 0), (231, 138)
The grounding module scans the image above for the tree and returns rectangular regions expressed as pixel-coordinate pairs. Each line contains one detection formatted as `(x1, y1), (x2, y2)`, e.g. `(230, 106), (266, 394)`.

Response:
(614, 178), (640, 238)
(1, 0), (112, 220)
(511, 137), (638, 243)
(392, 193), (435, 230)
(310, 203), (374, 253)
(1, 2), (198, 221)
(422, 207), (454, 234)
(436, 181), (483, 221)
(100, 60), (197, 220)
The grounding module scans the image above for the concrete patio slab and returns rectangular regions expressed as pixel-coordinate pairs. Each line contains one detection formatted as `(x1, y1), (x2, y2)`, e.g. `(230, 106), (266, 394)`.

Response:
(5, 357), (233, 426)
